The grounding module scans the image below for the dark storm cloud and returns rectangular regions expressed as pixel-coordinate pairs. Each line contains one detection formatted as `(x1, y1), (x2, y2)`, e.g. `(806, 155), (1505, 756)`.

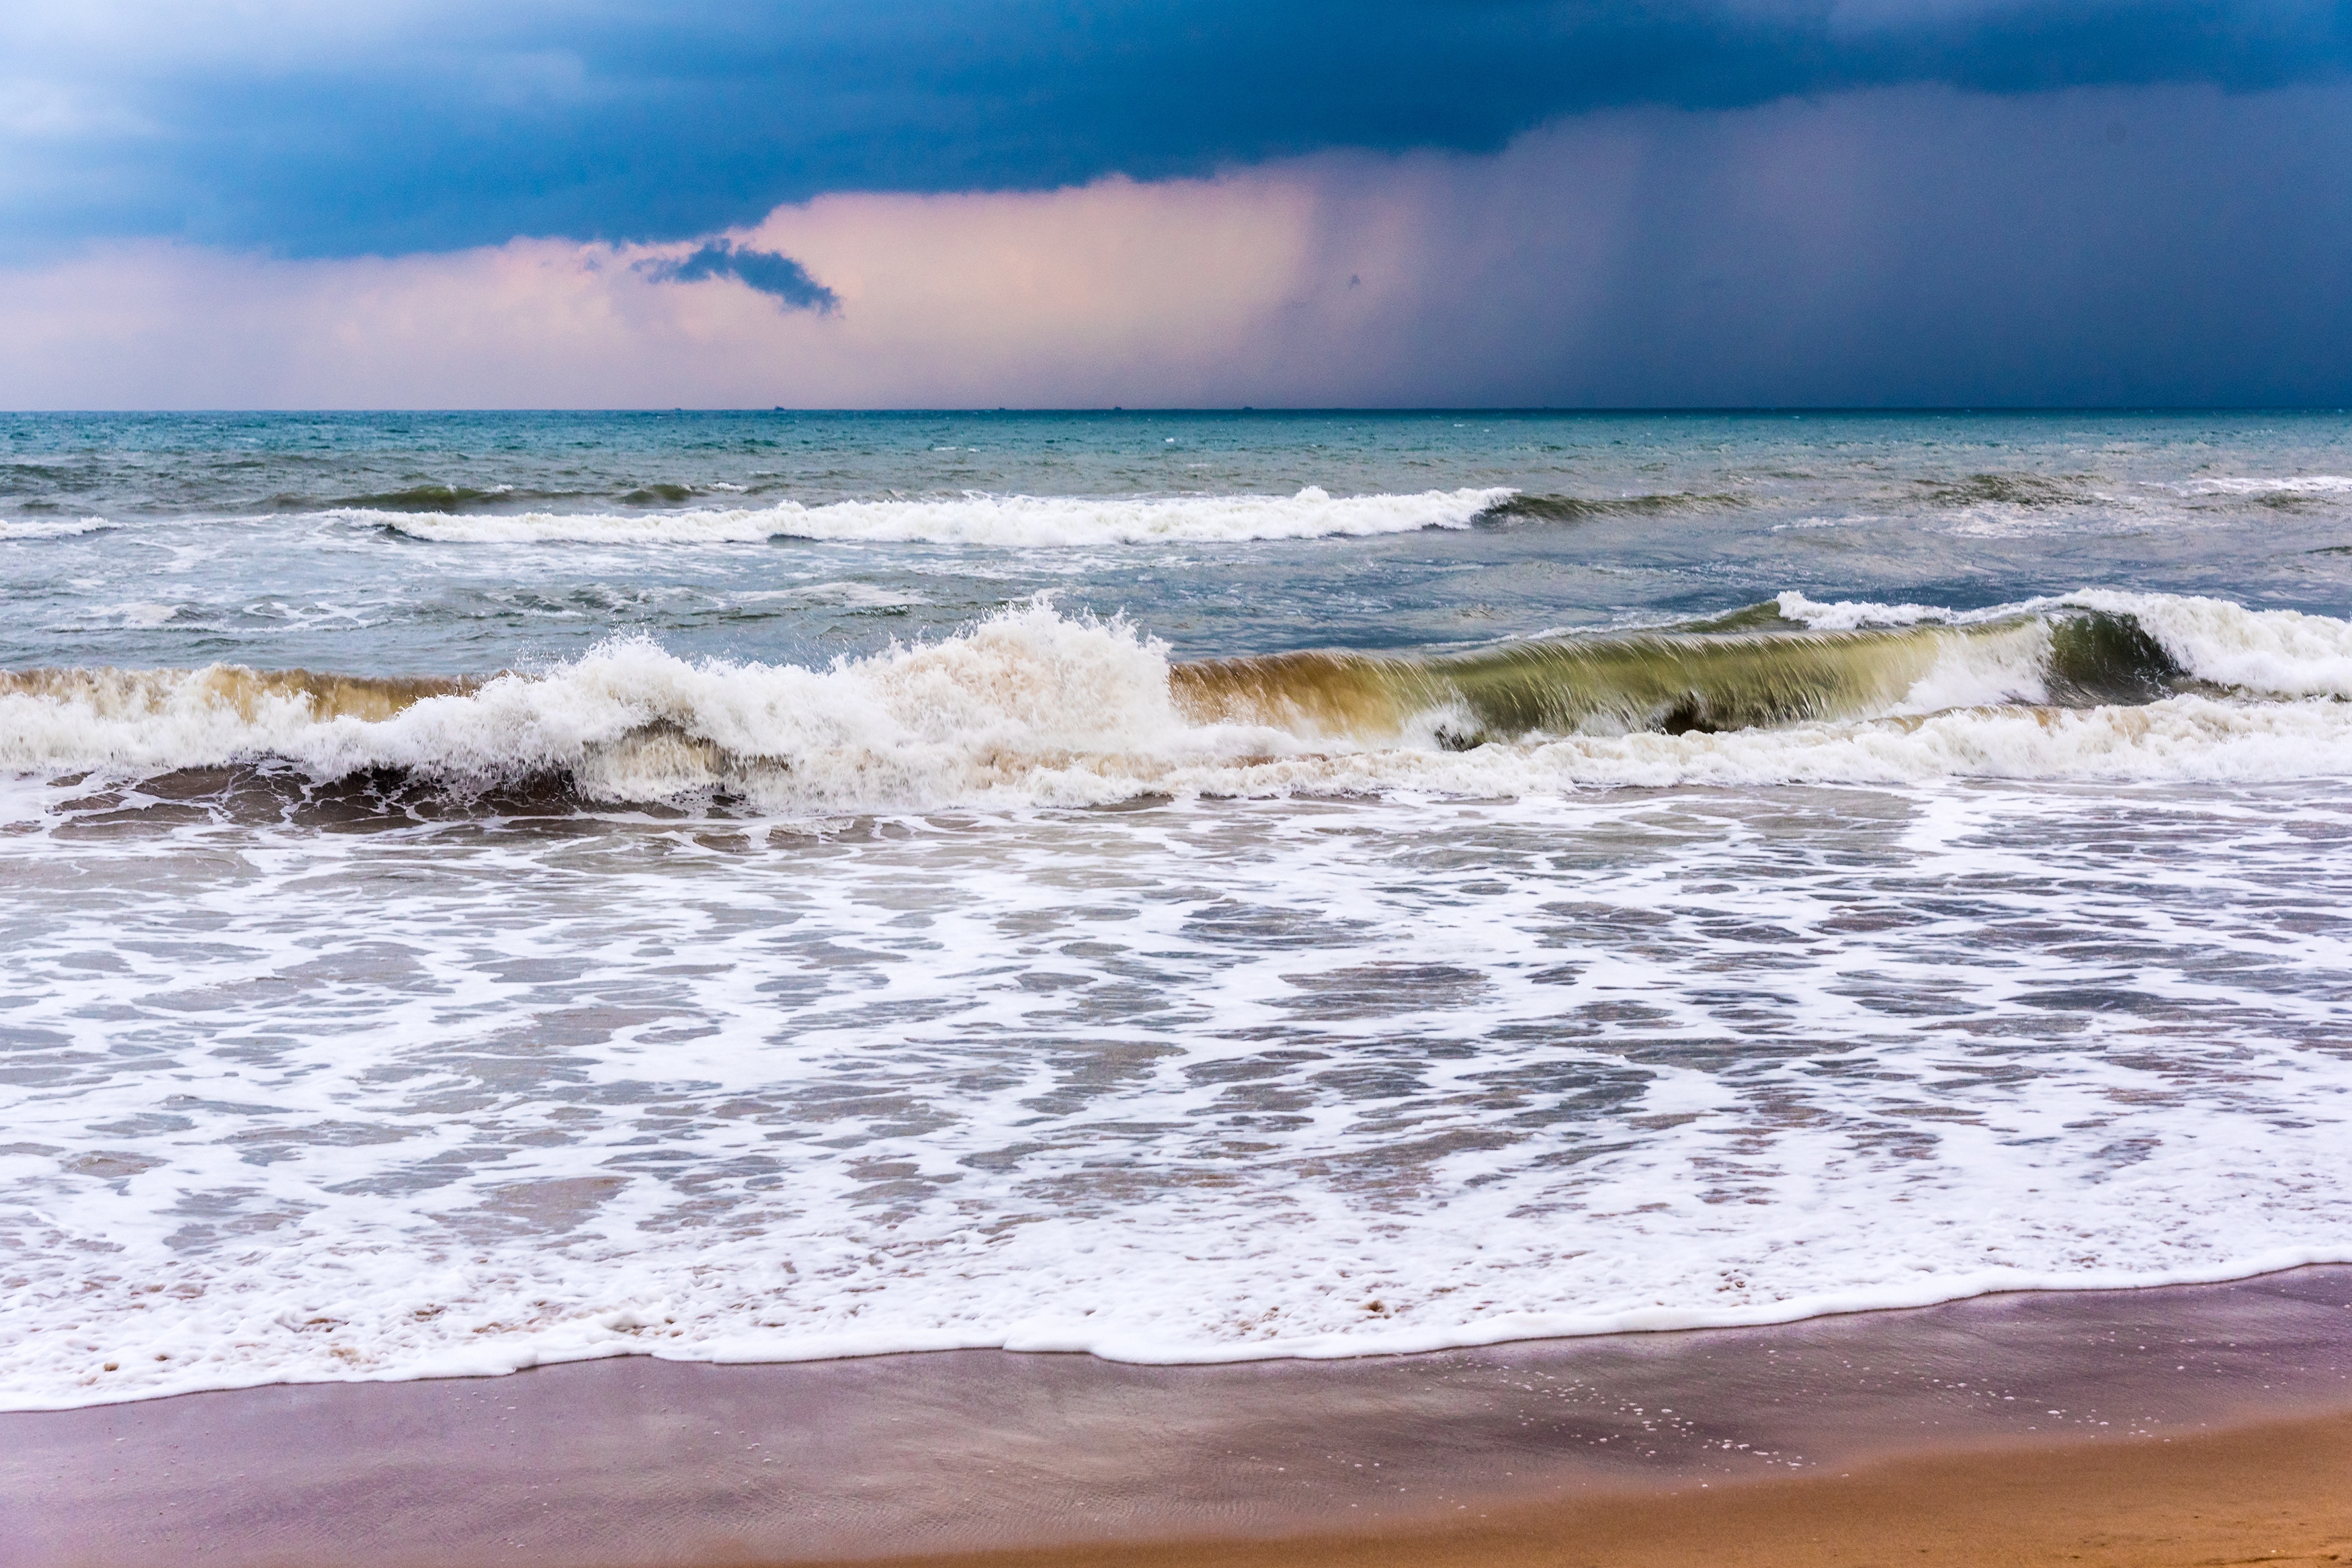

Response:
(1292, 82), (2352, 408)
(636, 242), (839, 312)
(7, 0), (2349, 259)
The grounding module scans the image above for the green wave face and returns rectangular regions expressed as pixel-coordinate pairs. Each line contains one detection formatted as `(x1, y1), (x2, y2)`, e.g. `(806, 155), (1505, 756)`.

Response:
(2042, 609), (2187, 705)
(1171, 607), (2188, 746)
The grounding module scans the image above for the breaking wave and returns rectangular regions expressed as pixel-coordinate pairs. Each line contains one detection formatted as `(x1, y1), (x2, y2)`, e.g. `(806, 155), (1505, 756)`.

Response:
(6, 593), (2351, 812)
(2193, 475), (2352, 497)
(0, 516), (113, 540)
(1476, 491), (1739, 524)
(364, 486), (1515, 547)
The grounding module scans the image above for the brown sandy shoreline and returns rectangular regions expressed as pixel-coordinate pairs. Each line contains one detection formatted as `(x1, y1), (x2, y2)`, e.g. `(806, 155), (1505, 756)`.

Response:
(8, 1267), (2352, 1567)
(856, 1409), (2352, 1568)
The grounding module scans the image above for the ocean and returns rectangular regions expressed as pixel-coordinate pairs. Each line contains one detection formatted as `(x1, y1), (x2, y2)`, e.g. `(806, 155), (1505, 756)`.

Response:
(4, 408), (2351, 1411)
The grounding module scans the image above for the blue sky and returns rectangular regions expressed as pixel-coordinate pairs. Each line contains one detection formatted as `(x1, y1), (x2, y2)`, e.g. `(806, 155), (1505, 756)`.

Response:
(4, 1), (2351, 405)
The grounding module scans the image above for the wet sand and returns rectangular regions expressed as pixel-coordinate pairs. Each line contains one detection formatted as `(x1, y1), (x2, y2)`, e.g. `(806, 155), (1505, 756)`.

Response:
(859, 1409), (2352, 1568)
(7, 1267), (2352, 1567)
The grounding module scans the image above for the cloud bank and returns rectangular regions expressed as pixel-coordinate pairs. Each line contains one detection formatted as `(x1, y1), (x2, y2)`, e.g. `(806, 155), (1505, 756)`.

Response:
(3, 1), (2347, 259)
(7, 81), (2349, 409)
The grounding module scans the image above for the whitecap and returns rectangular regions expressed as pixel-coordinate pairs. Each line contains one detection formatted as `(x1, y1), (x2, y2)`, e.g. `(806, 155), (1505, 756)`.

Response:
(358, 486), (1515, 547)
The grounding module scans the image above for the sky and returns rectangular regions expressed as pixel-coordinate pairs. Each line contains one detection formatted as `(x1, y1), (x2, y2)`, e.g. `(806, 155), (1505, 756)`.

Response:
(3, 1), (2350, 407)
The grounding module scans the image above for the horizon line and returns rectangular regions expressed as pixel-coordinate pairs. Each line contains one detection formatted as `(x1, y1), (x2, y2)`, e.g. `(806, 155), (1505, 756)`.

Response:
(7, 404), (2351, 418)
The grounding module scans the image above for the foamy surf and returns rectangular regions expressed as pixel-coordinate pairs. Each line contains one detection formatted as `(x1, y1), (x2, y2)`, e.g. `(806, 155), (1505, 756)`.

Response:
(360, 484), (1516, 546)
(6, 592), (2352, 811)
(9, 777), (2352, 1409)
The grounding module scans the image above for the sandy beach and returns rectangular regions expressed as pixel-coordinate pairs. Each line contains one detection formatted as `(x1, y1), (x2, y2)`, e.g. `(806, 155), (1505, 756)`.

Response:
(10, 1267), (2351, 1567)
(864, 1411), (2352, 1568)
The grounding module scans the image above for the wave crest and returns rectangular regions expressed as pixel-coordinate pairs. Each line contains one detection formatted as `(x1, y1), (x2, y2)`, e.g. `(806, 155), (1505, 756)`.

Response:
(0, 516), (113, 540)
(364, 486), (1515, 547)
(6, 593), (2351, 811)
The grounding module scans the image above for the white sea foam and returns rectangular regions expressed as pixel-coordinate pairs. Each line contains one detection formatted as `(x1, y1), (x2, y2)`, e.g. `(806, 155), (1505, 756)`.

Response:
(1773, 591), (1958, 629)
(5, 782), (2351, 1408)
(360, 485), (1515, 547)
(2193, 475), (2352, 496)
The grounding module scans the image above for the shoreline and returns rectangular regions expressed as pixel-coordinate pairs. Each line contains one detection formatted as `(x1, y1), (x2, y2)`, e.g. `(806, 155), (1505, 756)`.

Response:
(9, 1266), (2352, 1566)
(24, 1250), (2352, 1415)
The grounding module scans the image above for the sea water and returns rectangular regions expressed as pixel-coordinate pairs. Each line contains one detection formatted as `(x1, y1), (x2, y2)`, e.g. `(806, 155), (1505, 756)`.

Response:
(3, 408), (2350, 1408)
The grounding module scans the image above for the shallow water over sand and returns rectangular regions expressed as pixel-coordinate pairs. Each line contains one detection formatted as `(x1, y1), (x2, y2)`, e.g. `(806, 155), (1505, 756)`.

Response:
(7, 779), (2351, 1401)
